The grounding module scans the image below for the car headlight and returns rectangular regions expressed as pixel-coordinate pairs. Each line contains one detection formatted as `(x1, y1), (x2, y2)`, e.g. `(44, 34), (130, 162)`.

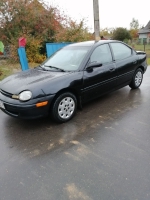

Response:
(19, 91), (32, 101)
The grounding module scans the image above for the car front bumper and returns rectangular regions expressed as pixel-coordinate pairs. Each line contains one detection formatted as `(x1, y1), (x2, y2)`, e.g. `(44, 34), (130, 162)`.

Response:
(0, 93), (55, 119)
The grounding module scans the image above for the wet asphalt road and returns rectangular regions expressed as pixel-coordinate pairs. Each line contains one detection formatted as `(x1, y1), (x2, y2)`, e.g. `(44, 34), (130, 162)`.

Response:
(0, 68), (150, 200)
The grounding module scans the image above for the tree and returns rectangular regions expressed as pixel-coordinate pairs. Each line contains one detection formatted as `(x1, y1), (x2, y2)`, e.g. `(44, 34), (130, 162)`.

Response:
(55, 19), (92, 42)
(0, 0), (92, 62)
(100, 27), (115, 39)
(129, 29), (139, 40)
(0, 0), (63, 61)
(112, 27), (131, 41)
(0, 0), (64, 43)
(130, 18), (139, 29)
(129, 18), (139, 40)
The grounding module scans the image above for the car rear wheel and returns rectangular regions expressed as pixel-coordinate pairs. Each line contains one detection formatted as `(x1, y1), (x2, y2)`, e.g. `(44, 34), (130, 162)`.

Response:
(129, 68), (143, 89)
(52, 92), (77, 123)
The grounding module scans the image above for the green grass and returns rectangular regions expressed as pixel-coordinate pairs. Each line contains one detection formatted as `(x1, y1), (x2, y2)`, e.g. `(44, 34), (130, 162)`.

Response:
(134, 44), (150, 65)
(0, 68), (13, 81)
(147, 58), (150, 65)
(134, 44), (150, 56)
(0, 60), (37, 81)
(0, 60), (21, 81)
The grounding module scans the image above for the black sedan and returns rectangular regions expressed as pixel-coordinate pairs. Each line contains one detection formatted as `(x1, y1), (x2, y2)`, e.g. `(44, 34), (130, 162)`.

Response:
(0, 40), (147, 122)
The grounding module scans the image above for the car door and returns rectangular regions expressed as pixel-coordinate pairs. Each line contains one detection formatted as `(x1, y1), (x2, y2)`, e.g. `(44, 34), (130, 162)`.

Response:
(110, 42), (138, 87)
(82, 44), (118, 102)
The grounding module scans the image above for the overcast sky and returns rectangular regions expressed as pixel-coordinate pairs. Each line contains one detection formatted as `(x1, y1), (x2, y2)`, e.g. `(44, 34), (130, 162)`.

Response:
(45, 0), (149, 31)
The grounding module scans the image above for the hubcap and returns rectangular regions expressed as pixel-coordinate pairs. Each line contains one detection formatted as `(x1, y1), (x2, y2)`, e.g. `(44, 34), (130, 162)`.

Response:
(58, 97), (75, 119)
(135, 71), (142, 86)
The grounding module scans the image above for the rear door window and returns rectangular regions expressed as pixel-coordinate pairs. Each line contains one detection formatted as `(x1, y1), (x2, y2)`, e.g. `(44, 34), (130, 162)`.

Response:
(111, 43), (132, 61)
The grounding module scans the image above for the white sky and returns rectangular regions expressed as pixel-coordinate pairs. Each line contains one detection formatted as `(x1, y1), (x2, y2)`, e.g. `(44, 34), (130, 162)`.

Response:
(44, 0), (149, 32)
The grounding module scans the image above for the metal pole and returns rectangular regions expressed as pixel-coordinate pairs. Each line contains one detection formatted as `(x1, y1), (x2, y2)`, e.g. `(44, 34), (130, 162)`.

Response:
(93, 0), (100, 41)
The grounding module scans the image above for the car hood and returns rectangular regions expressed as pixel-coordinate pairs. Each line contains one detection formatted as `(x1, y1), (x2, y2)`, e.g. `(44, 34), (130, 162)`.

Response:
(0, 68), (70, 95)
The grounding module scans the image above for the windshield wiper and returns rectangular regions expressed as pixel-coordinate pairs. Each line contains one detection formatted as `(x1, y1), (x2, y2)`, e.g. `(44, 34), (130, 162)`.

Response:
(44, 65), (65, 72)
(37, 65), (49, 71)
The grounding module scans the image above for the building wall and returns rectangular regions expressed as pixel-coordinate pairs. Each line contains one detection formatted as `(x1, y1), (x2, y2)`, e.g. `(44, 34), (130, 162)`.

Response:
(139, 33), (150, 44)
(148, 33), (150, 43)
(139, 33), (148, 38)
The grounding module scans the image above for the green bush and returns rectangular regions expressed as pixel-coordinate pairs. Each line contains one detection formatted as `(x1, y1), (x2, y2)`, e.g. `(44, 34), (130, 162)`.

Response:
(26, 38), (46, 63)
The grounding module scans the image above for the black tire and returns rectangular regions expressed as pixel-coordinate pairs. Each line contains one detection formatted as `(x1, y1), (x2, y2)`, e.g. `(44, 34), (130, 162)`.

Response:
(129, 68), (143, 89)
(52, 92), (77, 123)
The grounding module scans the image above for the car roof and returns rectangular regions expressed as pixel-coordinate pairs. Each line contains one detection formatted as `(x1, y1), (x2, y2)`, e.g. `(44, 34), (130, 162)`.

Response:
(66, 40), (119, 47)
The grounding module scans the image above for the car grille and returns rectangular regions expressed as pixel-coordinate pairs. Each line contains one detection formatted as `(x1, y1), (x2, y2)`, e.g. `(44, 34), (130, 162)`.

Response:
(0, 89), (13, 99)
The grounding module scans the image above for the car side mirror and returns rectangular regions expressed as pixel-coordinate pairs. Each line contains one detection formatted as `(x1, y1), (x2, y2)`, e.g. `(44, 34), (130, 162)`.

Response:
(86, 62), (102, 72)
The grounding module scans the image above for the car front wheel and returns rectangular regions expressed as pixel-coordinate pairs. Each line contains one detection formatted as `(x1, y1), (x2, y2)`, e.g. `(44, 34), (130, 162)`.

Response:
(52, 92), (77, 123)
(129, 68), (143, 89)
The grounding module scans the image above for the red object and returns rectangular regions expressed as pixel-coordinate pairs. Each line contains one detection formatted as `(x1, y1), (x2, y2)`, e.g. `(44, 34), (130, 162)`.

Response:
(101, 36), (107, 40)
(19, 37), (26, 47)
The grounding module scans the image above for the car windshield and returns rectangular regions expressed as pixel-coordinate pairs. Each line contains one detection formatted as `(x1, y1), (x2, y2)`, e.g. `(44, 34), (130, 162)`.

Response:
(41, 46), (90, 71)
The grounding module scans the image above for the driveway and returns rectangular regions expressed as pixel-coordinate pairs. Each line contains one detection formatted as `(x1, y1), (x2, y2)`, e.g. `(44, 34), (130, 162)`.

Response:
(0, 67), (150, 200)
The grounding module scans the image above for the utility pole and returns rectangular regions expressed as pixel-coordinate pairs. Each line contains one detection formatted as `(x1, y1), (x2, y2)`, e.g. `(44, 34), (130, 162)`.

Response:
(93, 0), (100, 41)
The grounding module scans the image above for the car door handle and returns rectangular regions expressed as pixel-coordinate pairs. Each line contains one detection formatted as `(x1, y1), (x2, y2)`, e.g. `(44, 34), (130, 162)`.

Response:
(110, 67), (115, 72)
